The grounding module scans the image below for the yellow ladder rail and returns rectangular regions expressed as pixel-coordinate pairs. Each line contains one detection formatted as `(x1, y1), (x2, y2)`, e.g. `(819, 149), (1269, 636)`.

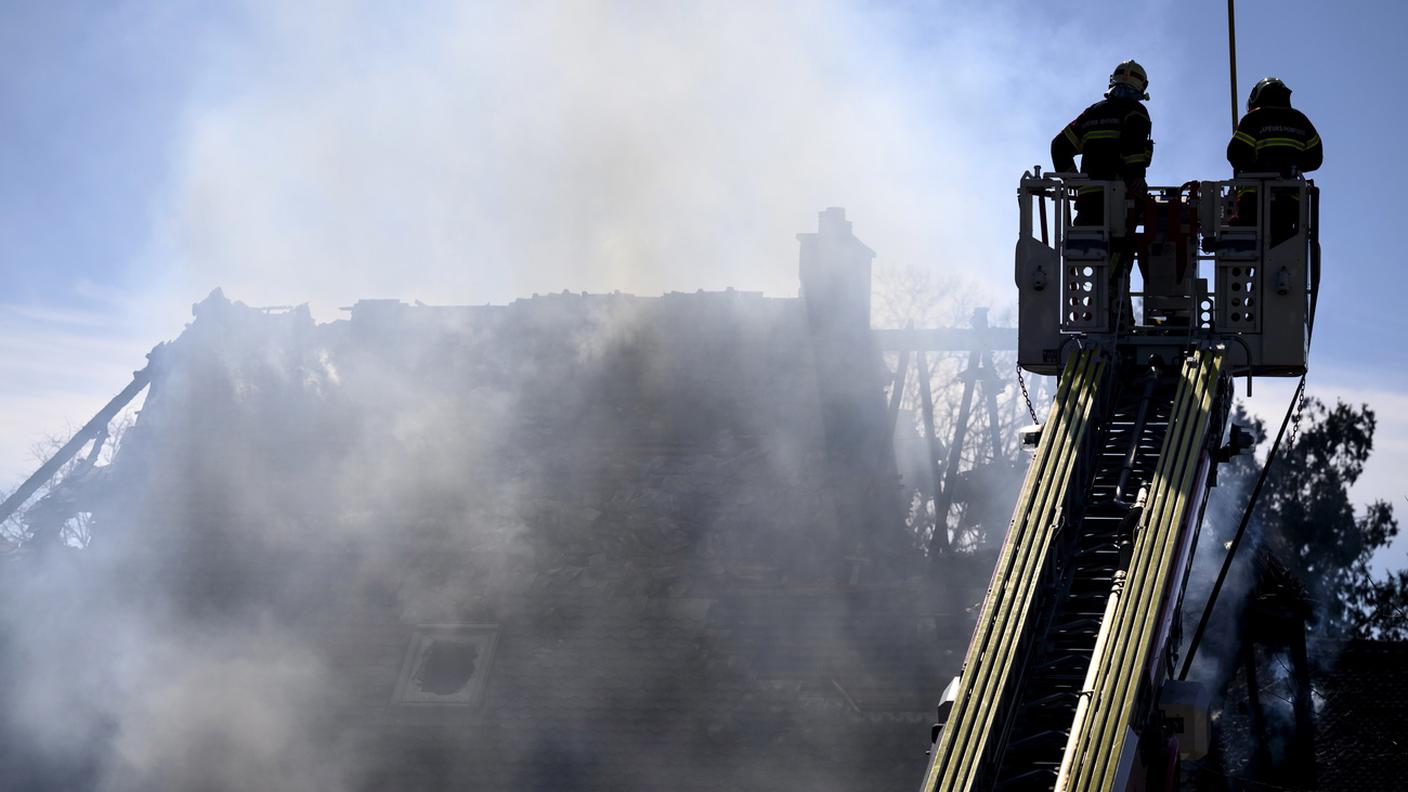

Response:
(1061, 348), (1224, 791)
(924, 348), (1105, 792)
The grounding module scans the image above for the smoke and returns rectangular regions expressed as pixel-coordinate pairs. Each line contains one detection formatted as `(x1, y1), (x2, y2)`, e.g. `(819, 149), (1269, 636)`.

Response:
(1176, 405), (1260, 686)
(134, 0), (1061, 320)
(0, 3), (1107, 789)
(1, 284), (962, 789)
(6, 0), (1130, 485)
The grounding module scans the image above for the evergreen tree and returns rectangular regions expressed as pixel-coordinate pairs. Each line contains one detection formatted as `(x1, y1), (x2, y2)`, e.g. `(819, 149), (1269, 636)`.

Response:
(1226, 397), (1401, 636)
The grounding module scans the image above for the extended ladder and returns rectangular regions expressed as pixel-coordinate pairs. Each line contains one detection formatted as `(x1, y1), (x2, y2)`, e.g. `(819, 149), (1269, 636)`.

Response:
(922, 348), (1229, 792)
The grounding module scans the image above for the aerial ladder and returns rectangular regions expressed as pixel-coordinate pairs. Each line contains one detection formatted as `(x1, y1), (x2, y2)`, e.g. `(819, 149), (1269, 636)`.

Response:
(920, 170), (1319, 791)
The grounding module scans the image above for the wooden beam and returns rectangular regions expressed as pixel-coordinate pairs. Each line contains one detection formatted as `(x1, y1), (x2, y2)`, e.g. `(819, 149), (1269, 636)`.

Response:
(916, 351), (947, 555)
(887, 346), (911, 437)
(0, 367), (151, 529)
(928, 348), (981, 558)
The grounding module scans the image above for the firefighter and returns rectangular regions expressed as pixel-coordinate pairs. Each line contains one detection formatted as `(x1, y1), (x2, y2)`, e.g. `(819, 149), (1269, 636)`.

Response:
(1226, 77), (1322, 239)
(1052, 61), (1155, 328)
(1051, 60), (1155, 227)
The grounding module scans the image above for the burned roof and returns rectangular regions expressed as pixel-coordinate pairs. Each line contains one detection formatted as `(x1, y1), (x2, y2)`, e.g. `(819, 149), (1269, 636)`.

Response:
(0, 277), (968, 791)
(1195, 638), (1408, 791)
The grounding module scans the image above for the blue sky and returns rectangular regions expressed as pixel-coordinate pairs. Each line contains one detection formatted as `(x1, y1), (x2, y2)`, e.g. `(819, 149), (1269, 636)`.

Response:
(3, 0), (1403, 554)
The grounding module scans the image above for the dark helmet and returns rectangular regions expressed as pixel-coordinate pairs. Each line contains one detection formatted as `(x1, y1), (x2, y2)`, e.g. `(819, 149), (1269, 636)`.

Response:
(1248, 77), (1292, 111)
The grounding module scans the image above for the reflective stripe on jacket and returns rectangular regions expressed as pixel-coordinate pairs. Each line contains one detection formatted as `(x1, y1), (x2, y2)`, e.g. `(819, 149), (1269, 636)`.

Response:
(1226, 106), (1323, 176)
(1051, 96), (1153, 181)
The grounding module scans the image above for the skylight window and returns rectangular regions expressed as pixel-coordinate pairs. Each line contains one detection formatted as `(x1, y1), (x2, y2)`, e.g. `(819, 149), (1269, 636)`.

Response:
(392, 624), (499, 706)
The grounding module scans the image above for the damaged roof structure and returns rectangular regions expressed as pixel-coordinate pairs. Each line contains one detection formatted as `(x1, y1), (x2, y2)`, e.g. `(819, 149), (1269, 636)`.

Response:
(1187, 637), (1408, 791)
(6, 206), (1394, 790)
(0, 209), (998, 791)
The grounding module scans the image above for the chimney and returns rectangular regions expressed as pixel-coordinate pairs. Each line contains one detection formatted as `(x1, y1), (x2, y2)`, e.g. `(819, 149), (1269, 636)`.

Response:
(797, 207), (875, 334)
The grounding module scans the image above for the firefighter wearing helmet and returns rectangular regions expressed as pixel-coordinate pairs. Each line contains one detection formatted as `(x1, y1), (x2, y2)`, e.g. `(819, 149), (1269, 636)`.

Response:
(1051, 60), (1155, 226)
(1227, 77), (1322, 238)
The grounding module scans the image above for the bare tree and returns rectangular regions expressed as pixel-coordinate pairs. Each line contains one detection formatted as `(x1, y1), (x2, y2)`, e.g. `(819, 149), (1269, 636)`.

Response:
(871, 265), (1044, 555)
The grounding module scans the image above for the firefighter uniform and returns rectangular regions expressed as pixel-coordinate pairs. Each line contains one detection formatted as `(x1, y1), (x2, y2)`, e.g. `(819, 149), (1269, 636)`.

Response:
(1050, 61), (1155, 328)
(1051, 96), (1154, 226)
(1226, 78), (1322, 238)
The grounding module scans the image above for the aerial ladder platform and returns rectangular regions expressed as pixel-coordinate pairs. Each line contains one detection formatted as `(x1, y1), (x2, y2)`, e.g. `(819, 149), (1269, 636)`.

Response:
(921, 171), (1319, 791)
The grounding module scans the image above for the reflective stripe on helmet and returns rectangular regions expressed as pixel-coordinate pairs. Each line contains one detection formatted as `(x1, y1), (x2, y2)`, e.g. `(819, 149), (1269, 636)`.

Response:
(1108, 59), (1149, 99)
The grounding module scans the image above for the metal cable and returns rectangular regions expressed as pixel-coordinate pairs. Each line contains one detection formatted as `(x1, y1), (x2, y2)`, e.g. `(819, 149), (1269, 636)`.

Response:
(1178, 374), (1306, 680)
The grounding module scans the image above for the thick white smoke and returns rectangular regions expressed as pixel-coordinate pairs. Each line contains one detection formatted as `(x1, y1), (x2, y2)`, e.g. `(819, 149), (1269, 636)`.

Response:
(1, 3), (1202, 789)
(137, 0), (1077, 319)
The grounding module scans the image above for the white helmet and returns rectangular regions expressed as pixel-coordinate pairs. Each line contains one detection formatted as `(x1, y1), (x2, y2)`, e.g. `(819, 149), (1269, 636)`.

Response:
(1108, 60), (1149, 100)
